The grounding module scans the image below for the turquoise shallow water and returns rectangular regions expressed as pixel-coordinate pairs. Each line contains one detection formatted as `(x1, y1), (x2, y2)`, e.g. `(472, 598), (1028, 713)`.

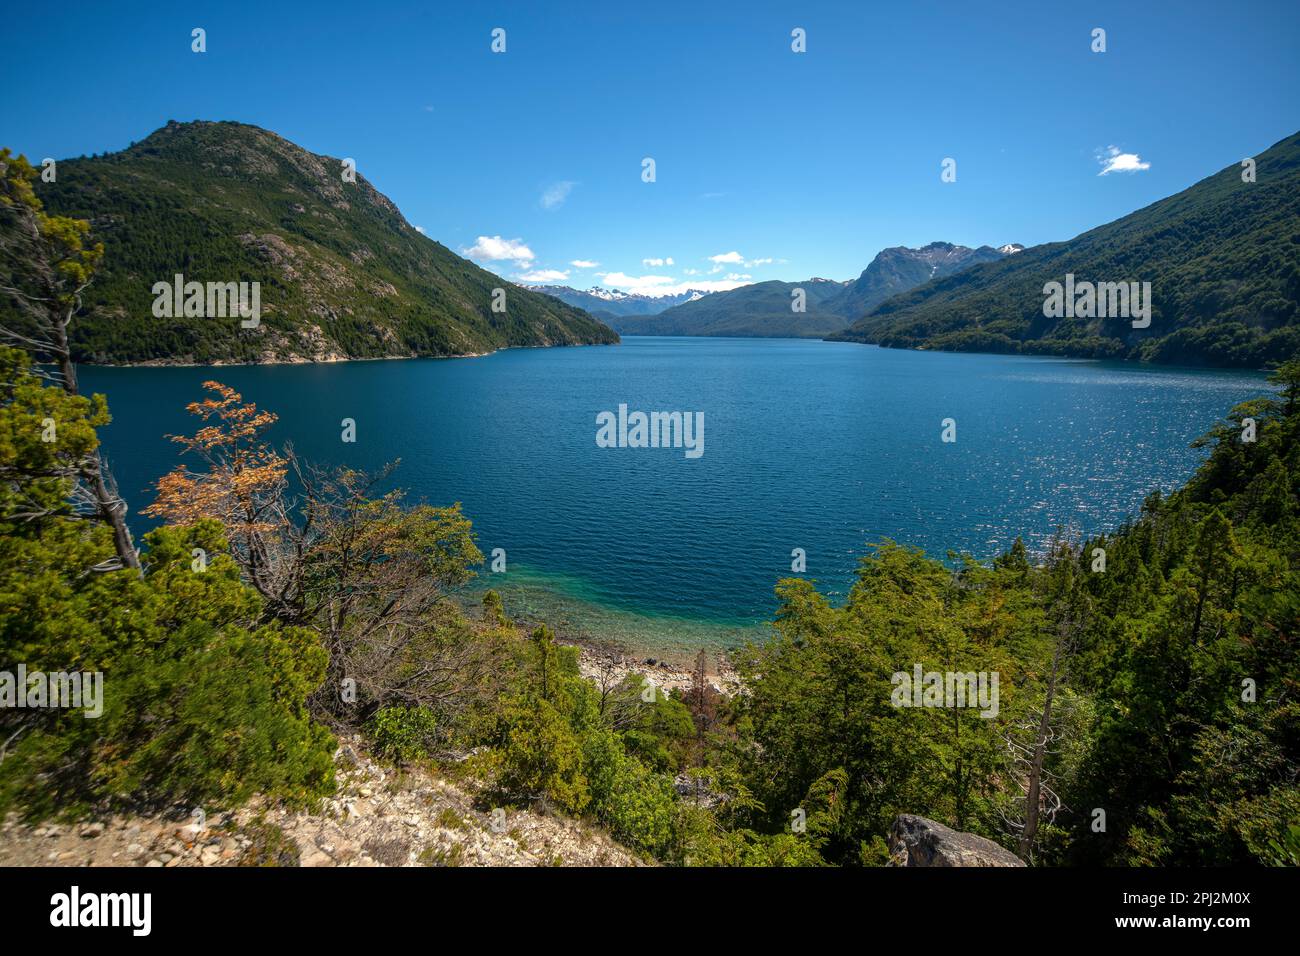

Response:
(79, 337), (1270, 656)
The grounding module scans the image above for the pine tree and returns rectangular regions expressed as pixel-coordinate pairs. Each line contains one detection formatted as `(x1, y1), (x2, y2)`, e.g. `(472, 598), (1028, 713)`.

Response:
(0, 149), (137, 570)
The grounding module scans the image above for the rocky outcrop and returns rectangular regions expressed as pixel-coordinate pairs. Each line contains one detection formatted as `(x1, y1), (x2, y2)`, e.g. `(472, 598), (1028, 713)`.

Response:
(0, 736), (643, 868)
(888, 814), (1025, 867)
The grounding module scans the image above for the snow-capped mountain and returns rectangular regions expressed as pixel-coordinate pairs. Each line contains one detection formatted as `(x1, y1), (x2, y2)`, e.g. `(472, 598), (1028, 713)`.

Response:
(526, 285), (711, 317)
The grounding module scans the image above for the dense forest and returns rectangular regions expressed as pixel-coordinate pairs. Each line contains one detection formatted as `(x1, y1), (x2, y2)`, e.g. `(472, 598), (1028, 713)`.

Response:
(24, 122), (617, 365)
(1, 142), (1296, 866)
(832, 131), (1300, 369)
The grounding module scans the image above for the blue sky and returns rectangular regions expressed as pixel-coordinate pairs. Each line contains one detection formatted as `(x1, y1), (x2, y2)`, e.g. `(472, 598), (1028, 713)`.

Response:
(3, 0), (1297, 294)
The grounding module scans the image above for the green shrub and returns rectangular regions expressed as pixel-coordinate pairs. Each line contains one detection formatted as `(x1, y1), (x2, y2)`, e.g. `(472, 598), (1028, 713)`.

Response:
(612, 673), (696, 773)
(0, 522), (336, 817)
(370, 706), (439, 764)
(94, 617), (336, 809)
(492, 695), (589, 814)
(583, 728), (678, 858)
(0, 352), (337, 819)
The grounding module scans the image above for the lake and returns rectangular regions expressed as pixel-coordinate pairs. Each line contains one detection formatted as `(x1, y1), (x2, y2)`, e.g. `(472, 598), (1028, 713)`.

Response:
(80, 337), (1271, 657)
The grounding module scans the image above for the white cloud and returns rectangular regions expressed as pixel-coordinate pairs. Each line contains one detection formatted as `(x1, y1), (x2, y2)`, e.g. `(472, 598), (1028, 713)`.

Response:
(540, 181), (577, 210)
(706, 251), (774, 268)
(570, 259), (599, 269)
(642, 256), (675, 267)
(414, 226), (426, 234)
(516, 269), (570, 283)
(1097, 145), (1151, 176)
(596, 272), (675, 291)
(596, 272), (753, 297)
(463, 236), (535, 263)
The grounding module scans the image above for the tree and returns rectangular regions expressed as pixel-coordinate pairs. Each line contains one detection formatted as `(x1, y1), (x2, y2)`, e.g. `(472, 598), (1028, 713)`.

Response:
(684, 648), (721, 772)
(1001, 536), (1087, 863)
(1271, 358), (1300, 417)
(144, 381), (487, 721)
(143, 381), (290, 605)
(0, 346), (105, 533)
(0, 351), (333, 816)
(0, 149), (138, 570)
(1187, 508), (1238, 646)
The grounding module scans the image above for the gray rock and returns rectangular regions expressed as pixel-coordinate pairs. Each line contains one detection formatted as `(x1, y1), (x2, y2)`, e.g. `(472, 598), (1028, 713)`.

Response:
(300, 848), (333, 867)
(888, 814), (1025, 867)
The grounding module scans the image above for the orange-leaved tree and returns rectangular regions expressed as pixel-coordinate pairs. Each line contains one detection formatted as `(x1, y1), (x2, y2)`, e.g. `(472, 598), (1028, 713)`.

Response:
(143, 381), (294, 612)
(145, 381), (492, 724)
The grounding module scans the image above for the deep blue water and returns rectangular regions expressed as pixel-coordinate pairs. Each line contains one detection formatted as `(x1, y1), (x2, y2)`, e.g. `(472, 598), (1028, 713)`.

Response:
(79, 338), (1270, 655)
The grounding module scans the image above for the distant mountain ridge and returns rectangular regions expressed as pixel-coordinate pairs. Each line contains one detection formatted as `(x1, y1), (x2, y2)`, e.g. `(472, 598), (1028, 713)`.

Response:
(612, 243), (1018, 338)
(527, 285), (709, 319)
(30, 120), (618, 365)
(611, 278), (847, 337)
(831, 131), (1300, 367)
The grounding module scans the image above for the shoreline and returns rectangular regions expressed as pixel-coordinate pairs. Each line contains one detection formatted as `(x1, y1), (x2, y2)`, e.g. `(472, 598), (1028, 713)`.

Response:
(470, 601), (744, 696)
(564, 634), (741, 698)
(83, 335), (1277, 375)
(79, 338), (620, 370)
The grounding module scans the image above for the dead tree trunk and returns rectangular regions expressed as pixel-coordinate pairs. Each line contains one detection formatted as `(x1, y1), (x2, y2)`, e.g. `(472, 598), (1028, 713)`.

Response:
(1018, 629), (1064, 860)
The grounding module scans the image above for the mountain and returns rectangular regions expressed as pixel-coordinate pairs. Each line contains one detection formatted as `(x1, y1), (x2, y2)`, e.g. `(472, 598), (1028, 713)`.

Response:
(614, 243), (1016, 338)
(615, 278), (850, 337)
(832, 131), (1300, 367)
(527, 285), (708, 320)
(820, 242), (1011, 319)
(29, 120), (618, 365)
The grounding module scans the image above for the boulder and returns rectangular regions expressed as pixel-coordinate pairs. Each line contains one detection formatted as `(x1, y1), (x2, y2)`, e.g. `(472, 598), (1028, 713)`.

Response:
(888, 814), (1025, 867)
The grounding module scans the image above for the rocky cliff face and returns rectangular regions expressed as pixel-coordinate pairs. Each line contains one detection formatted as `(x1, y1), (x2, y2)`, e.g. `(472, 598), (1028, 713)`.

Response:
(825, 241), (1011, 320)
(888, 814), (1025, 867)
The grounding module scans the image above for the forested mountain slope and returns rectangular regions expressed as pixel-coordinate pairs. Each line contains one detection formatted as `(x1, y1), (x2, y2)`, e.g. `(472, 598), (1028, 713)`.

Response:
(29, 120), (617, 364)
(832, 131), (1300, 367)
